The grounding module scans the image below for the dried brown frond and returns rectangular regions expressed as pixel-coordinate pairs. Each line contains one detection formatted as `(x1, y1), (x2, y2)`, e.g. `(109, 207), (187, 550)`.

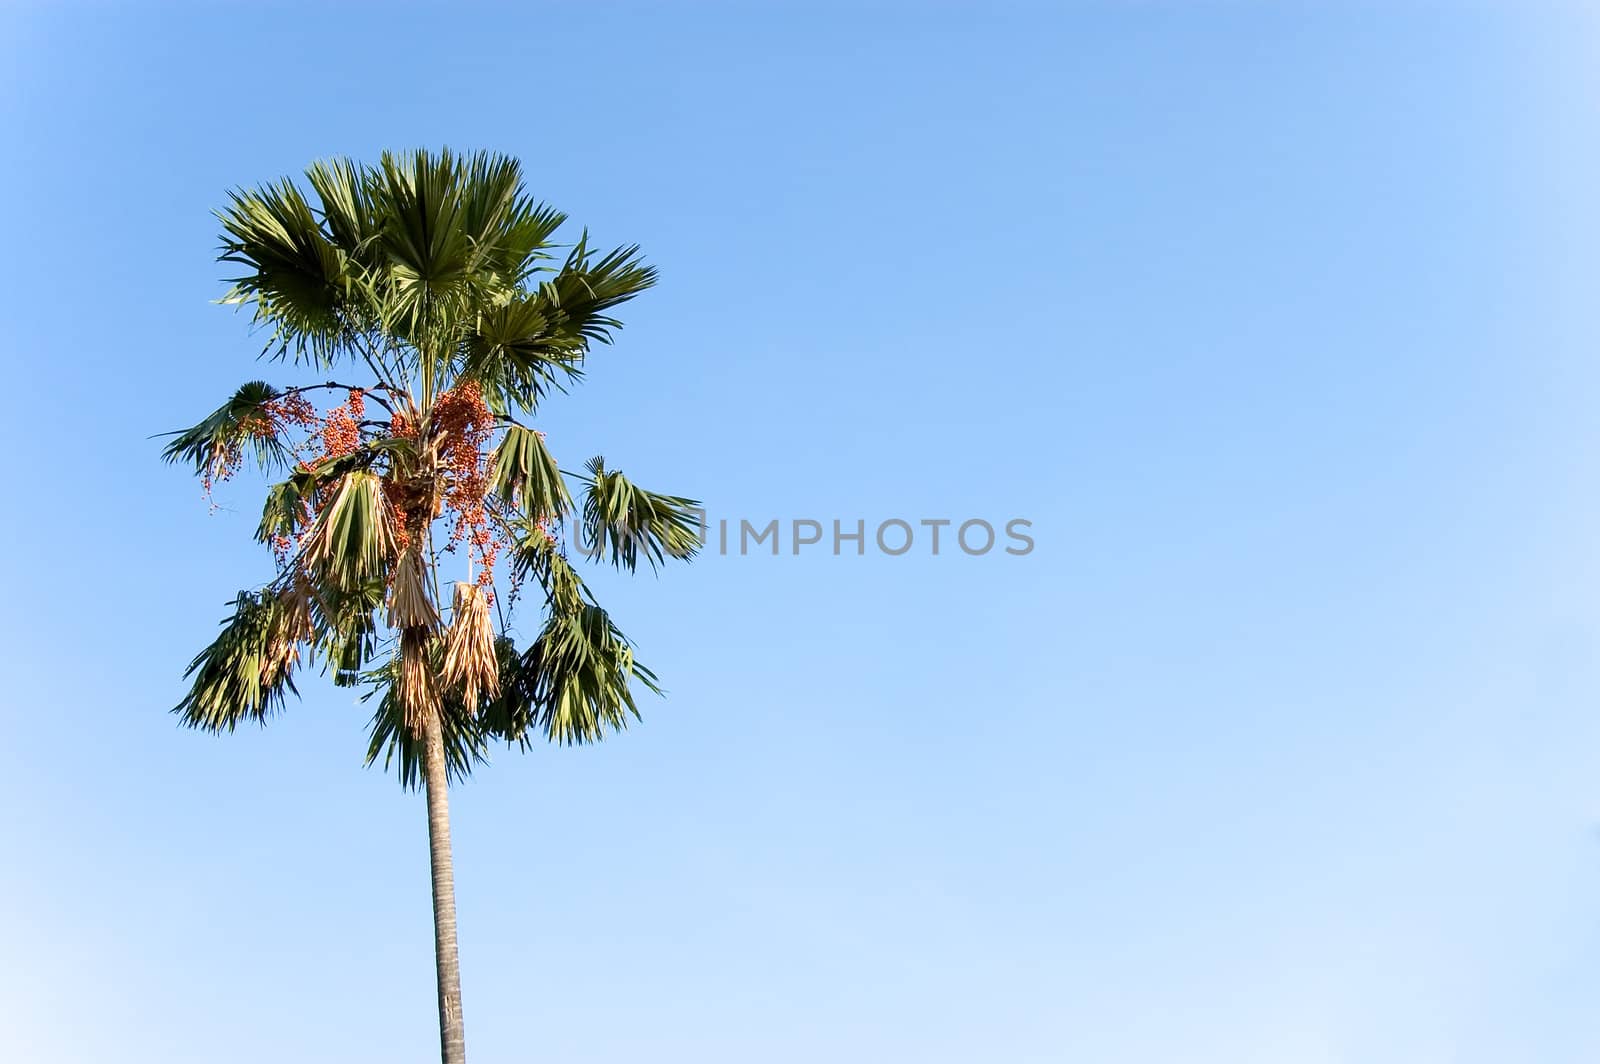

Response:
(442, 582), (500, 711)
(260, 577), (315, 687)
(387, 545), (439, 631)
(398, 628), (439, 733)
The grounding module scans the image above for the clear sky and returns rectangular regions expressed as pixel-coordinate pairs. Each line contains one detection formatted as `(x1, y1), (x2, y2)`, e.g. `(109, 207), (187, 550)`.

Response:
(4, 2), (1600, 1061)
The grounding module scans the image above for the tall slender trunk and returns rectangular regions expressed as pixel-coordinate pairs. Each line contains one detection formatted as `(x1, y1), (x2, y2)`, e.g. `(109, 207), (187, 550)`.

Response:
(422, 709), (467, 1064)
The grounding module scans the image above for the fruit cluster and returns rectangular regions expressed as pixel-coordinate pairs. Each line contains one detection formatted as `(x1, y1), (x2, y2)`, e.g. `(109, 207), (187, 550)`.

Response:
(433, 381), (507, 588)
(203, 391), (323, 498)
(320, 390), (363, 459)
(389, 409), (417, 440)
(263, 393), (319, 431)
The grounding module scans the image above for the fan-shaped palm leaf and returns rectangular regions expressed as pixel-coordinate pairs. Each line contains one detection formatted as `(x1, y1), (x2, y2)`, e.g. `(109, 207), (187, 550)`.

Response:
(460, 293), (587, 412)
(486, 601), (661, 747)
(218, 179), (354, 365)
(537, 235), (658, 347)
(174, 588), (308, 732)
(488, 424), (569, 518)
(161, 381), (295, 478)
(577, 457), (701, 571)
(304, 156), (379, 266)
(298, 471), (396, 589)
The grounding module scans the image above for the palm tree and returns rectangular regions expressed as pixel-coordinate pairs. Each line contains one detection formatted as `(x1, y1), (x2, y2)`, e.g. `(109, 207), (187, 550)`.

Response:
(163, 149), (699, 1064)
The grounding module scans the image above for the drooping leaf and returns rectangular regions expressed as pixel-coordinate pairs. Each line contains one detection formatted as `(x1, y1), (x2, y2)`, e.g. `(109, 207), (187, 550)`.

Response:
(387, 545), (439, 631)
(257, 476), (310, 544)
(301, 471), (396, 591)
(442, 582), (499, 710)
(161, 381), (293, 479)
(510, 521), (586, 613)
(174, 588), (308, 732)
(311, 577), (385, 687)
(577, 457), (701, 571)
(485, 600), (661, 747)
(488, 424), (569, 519)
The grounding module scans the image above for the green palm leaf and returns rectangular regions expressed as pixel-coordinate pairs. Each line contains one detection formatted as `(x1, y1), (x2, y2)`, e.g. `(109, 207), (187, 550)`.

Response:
(218, 180), (354, 365)
(174, 588), (308, 732)
(577, 457), (701, 571)
(311, 578), (385, 687)
(161, 381), (294, 478)
(510, 523), (587, 613)
(300, 471), (396, 590)
(484, 601), (662, 747)
(488, 424), (570, 518)
(461, 293), (587, 412)
(537, 234), (658, 347)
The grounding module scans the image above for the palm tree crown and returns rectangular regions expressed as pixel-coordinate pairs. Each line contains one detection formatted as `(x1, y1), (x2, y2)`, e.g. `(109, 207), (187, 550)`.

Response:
(167, 147), (697, 774)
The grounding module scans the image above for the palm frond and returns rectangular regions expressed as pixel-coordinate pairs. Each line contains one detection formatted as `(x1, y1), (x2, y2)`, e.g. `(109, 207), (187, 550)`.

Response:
(510, 522), (586, 613)
(487, 424), (569, 518)
(174, 588), (308, 731)
(485, 600), (661, 747)
(459, 237), (653, 415)
(369, 148), (483, 340)
(387, 545), (439, 631)
(303, 156), (379, 263)
(459, 294), (586, 414)
(577, 457), (701, 571)
(218, 179), (354, 365)
(387, 544), (443, 732)
(257, 445), (396, 548)
(161, 381), (293, 478)
(310, 577), (385, 687)
(397, 631), (440, 733)
(496, 200), (568, 286)
(536, 235), (658, 347)
(456, 152), (527, 274)
(257, 476), (310, 545)
(442, 582), (499, 710)
(301, 471), (396, 591)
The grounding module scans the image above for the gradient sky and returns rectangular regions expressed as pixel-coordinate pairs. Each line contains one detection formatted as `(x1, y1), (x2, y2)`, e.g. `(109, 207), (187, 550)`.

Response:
(5, 3), (1600, 1061)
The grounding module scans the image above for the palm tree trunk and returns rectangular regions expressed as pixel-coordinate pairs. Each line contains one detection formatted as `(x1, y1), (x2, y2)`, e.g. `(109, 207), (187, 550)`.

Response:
(422, 708), (467, 1064)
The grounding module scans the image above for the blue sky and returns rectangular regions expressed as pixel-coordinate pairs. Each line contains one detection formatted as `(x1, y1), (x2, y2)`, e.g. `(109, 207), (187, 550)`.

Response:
(4, 2), (1600, 1061)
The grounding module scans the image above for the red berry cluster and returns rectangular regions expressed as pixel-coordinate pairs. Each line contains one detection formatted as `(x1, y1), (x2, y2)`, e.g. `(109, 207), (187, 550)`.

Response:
(320, 390), (363, 459)
(264, 393), (319, 431)
(433, 381), (506, 587)
(383, 478), (415, 552)
(202, 392), (323, 499)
